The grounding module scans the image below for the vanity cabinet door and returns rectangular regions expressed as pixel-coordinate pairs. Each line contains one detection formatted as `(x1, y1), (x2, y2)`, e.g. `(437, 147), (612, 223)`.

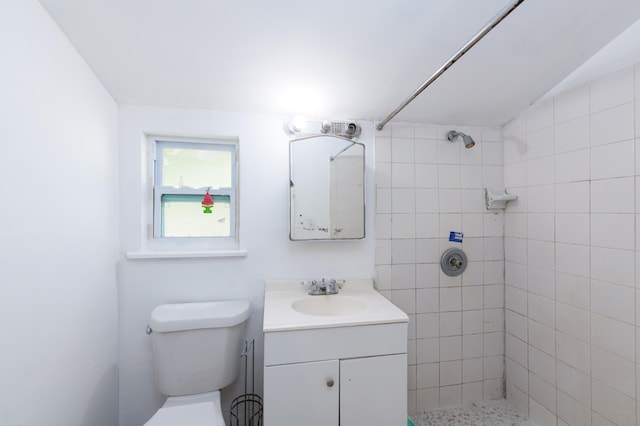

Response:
(340, 354), (407, 426)
(264, 360), (339, 426)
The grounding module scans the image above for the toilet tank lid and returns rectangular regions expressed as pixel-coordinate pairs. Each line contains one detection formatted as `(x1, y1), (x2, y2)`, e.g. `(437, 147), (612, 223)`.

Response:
(150, 300), (250, 332)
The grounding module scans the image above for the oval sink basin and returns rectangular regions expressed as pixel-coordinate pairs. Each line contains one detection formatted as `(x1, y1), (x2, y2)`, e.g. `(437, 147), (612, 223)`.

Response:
(292, 296), (367, 316)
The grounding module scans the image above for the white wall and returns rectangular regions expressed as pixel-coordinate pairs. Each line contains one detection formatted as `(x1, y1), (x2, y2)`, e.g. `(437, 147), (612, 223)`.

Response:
(504, 64), (640, 425)
(117, 106), (376, 426)
(0, 1), (119, 425)
(374, 123), (505, 415)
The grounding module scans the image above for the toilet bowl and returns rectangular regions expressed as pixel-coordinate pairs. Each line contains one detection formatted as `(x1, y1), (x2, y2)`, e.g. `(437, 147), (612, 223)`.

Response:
(144, 392), (225, 426)
(143, 300), (251, 425)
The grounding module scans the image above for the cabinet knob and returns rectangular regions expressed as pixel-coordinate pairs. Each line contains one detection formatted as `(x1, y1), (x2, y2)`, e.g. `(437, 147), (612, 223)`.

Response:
(326, 379), (334, 388)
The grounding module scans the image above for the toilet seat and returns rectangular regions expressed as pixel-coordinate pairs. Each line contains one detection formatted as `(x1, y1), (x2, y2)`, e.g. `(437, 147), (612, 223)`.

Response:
(144, 391), (225, 425)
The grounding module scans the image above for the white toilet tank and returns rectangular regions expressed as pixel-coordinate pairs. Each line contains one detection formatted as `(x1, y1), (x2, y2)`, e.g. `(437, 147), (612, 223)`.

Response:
(149, 300), (250, 397)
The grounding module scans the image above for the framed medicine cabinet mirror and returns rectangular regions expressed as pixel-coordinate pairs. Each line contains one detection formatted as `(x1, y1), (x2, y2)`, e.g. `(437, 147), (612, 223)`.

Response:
(289, 135), (365, 240)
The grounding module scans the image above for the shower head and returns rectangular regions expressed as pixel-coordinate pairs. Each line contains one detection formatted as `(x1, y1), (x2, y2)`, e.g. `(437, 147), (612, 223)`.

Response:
(447, 130), (476, 149)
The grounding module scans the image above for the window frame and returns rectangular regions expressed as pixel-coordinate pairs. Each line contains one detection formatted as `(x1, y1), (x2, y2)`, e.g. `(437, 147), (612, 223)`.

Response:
(148, 136), (239, 250)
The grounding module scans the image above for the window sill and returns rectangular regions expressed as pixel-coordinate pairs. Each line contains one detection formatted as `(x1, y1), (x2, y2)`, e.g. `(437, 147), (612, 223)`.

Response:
(126, 249), (248, 260)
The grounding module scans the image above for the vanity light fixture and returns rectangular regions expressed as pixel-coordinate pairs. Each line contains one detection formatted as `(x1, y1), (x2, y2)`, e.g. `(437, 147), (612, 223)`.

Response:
(284, 115), (308, 135)
(283, 117), (361, 139)
(291, 115), (307, 132)
(320, 120), (332, 133)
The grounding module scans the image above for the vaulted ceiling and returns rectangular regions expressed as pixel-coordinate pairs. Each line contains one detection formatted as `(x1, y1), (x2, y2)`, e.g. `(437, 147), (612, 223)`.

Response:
(38, 0), (640, 126)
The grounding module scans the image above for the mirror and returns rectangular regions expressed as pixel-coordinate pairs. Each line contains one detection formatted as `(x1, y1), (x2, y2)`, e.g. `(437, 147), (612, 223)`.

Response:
(289, 135), (365, 240)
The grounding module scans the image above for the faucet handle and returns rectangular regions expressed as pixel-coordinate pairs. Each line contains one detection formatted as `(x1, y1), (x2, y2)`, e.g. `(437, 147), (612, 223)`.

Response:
(325, 279), (341, 295)
(301, 280), (321, 294)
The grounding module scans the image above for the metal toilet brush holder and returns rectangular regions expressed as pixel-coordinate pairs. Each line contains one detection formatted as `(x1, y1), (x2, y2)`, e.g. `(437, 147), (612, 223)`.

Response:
(230, 339), (263, 426)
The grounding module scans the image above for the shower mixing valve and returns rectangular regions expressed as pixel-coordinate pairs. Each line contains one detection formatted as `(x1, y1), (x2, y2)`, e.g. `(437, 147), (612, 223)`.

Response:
(440, 248), (468, 277)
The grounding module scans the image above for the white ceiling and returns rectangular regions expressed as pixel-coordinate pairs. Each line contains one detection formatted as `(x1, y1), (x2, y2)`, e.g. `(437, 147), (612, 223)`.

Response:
(38, 0), (640, 127)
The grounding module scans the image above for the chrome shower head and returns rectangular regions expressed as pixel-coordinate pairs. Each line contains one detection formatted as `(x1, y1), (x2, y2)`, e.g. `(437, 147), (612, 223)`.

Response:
(462, 134), (475, 149)
(447, 130), (476, 149)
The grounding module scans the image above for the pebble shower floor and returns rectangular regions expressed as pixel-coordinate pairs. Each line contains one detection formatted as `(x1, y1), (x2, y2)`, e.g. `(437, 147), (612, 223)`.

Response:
(411, 399), (530, 426)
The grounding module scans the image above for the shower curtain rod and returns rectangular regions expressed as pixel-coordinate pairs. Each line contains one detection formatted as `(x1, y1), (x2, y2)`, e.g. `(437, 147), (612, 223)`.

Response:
(376, 0), (526, 131)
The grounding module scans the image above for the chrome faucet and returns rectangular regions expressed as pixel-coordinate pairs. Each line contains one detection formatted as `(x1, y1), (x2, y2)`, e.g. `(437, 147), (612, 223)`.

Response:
(301, 278), (345, 295)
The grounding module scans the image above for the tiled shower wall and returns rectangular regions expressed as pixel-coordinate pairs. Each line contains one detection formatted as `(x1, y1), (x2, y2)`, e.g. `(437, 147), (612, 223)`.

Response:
(374, 124), (506, 415)
(504, 64), (640, 425)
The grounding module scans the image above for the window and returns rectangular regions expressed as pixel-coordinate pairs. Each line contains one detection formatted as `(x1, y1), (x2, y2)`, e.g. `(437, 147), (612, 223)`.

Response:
(152, 138), (237, 242)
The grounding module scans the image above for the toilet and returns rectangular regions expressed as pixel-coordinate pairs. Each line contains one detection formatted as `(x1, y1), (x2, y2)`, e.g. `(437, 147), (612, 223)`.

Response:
(144, 300), (251, 425)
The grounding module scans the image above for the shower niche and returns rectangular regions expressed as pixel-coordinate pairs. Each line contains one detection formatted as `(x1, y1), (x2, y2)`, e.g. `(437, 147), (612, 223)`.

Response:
(289, 135), (365, 241)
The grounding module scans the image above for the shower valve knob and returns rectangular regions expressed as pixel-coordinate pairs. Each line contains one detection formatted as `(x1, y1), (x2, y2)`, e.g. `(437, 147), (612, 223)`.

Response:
(441, 248), (468, 277)
(449, 257), (463, 268)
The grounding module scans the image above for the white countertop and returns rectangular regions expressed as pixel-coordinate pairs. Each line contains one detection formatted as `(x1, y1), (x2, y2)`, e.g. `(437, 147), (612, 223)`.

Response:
(263, 279), (409, 332)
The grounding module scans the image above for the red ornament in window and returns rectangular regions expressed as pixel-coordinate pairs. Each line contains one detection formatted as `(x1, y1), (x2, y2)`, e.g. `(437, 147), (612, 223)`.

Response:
(201, 191), (214, 214)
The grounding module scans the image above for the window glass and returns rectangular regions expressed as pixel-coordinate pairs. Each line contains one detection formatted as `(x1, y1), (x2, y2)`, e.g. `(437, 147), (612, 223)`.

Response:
(152, 139), (237, 240)
(161, 194), (231, 237)
(160, 146), (232, 188)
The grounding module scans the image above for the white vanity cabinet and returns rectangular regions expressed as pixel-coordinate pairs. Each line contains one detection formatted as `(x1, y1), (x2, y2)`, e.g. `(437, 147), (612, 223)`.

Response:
(264, 359), (339, 426)
(340, 354), (407, 425)
(262, 280), (409, 426)
(263, 323), (408, 426)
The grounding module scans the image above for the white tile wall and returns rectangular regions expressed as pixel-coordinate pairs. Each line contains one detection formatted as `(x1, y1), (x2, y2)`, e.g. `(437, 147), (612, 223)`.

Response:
(555, 182), (589, 213)
(375, 123), (504, 415)
(589, 103), (635, 146)
(554, 85), (590, 124)
(504, 64), (640, 425)
(554, 116), (590, 153)
(590, 140), (634, 179)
